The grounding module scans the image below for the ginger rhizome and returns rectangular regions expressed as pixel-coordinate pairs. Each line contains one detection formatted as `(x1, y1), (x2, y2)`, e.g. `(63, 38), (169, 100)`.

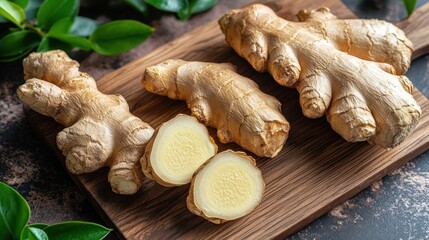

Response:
(142, 114), (217, 187)
(187, 150), (265, 224)
(17, 50), (154, 195)
(219, 4), (421, 148)
(142, 60), (290, 157)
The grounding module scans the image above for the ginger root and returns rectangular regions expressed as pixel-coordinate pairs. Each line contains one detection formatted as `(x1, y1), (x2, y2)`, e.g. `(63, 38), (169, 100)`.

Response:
(219, 4), (421, 148)
(187, 150), (264, 224)
(17, 50), (154, 195)
(142, 60), (290, 157)
(142, 114), (217, 187)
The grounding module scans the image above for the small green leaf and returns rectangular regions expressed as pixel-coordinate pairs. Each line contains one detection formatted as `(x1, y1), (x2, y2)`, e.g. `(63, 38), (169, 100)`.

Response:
(9, 0), (28, 8)
(27, 224), (49, 230)
(48, 18), (73, 35)
(37, 0), (79, 30)
(0, 30), (40, 62)
(0, 182), (31, 240)
(0, 0), (25, 27)
(70, 16), (98, 37)
(123, 0), (148, 16)
(50, 34), (92, 50)
(36, 36), (48, 51)
(177, 8), (189, 20)
(25, 0), (43, 20)
(179, 0), (218, 20)
(45, 18), (92, 51)
(20, 226), (49, 240)
(145, 0), (185, 12)
(188, 0), (217, 14)
(90, 20), (153, 55)
(37, 36), (73, 52)
(402, 0), (418, 16)
(43, 221), (111, 240)
(145, 0), (218, 20)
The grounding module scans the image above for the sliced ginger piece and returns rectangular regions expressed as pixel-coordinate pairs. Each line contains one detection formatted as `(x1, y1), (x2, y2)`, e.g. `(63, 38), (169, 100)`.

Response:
(219, 4), (421, 148)
(142, 114), (217, 186)
(187, 150), (264, 224)
(17, 50), (154, 195)
(142, 60), (289, 157)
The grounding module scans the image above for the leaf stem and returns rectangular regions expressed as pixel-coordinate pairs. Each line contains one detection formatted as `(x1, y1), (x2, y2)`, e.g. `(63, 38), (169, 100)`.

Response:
(23, 22), (46, 37)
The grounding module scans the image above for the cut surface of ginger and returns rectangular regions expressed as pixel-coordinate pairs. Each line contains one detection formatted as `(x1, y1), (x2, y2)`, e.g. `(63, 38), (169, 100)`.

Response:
(142, 114), (217, 186)
(187, 150), (264, 223)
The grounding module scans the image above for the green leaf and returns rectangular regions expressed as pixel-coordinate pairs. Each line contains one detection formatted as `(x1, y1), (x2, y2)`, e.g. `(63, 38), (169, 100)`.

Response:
(36, 36), (48, 51)
(90, 20), (153, 55)
(37, 36), (73, 52)
(43, 221), (111, 240)
(402, 0), (418, 16)
(10, 0), (28, 8)
(25, 0), (43, 20)
(27, 224), (49, 230)
(20, 226), (49, 240)
(145, 0), (218, 20)
(0, 182), (31, 240)
(188, 0), (217, 14)
(123, 0), (148, 16)
(144, 0), (185, 12)
(70, 16), (98, 37)
(47, 18), (92, 51)
(179, 0), (218, 20)
(176, 0), (188, 20)
(0, 30), (40, 62)
(50, 34), (92, 50)
(0, 0), (25, 27)
(37, 0), (79, 30)
(48, 18), (73, 35)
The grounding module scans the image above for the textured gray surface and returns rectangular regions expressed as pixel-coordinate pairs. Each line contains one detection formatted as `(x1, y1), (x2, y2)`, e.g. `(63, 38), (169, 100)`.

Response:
(0, 0), (428, 239)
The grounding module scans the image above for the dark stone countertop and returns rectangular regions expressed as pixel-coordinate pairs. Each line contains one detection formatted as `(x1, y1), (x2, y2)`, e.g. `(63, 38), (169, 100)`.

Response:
(1, 0), (428, 239)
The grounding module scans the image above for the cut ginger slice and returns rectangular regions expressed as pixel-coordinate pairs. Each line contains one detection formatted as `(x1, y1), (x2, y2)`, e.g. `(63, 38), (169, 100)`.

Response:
(141, 114), (217, 186)
(187, 150), (265, 224)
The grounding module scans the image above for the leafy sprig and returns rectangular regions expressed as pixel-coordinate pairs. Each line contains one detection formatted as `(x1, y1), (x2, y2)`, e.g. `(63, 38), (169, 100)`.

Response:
(402, 0), (418, 16)
(0, 0), (153, 62)
(124, 0), (219, 20)
(0, 181), (111, 240)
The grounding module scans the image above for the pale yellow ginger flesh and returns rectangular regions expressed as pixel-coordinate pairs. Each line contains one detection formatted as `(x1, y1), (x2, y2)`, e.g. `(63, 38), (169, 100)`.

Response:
(187, 150), (264, 224)
(17, 50), (154, 195)
(219, 4), (421, 148)
(142, 60), (290, 157)
(142, 114), (217, 186)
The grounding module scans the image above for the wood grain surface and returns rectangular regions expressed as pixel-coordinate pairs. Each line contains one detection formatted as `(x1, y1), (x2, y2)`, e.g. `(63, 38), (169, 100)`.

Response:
(27, 0), (429, 239)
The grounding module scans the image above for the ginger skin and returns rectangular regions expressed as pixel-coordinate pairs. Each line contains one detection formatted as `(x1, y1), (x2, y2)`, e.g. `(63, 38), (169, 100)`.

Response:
(142, 60), (290, 158)
(17, 50), (154, 195)
(219, 4), (421, 148)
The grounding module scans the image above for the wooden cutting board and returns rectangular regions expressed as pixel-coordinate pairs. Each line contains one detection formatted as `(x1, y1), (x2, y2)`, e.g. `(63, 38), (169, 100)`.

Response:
(27, 0), (429, 239)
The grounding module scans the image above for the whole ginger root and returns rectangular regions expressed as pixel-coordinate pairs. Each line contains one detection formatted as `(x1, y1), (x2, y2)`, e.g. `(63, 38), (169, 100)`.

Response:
(142, 60), (289, 157)
(17, 50), (154, 195)
(219, 4), (421, 148)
